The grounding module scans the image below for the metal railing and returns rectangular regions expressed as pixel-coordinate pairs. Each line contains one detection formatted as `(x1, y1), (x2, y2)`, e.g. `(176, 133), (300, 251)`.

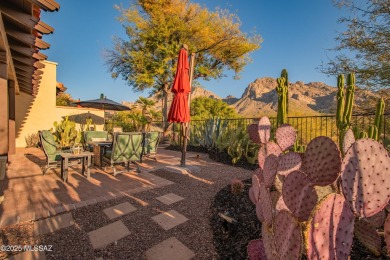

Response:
(152, 113), (389, 149)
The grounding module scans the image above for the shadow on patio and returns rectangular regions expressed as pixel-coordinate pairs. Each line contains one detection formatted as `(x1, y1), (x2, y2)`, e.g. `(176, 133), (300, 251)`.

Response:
(0, 145), (206, 227)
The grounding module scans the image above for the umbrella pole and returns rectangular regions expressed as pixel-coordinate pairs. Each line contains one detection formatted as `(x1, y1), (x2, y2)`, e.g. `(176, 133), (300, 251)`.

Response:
(180, 52), (196, 167)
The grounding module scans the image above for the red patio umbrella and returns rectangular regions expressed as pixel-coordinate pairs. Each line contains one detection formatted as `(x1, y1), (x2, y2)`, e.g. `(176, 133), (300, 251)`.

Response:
(168, 48), (191, 122)
(168, 47), (193, 166)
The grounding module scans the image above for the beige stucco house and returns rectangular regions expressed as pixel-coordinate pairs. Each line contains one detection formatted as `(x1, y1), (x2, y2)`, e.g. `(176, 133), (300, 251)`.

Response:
(15, 60), (104, 147)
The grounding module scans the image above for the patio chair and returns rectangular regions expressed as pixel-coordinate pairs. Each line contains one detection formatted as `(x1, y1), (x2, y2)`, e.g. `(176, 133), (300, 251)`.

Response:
(102, 132), (144, 176)
(83, 131), (108, 152)
(144, 131), (161, 161)
(38, 130), (63, 174)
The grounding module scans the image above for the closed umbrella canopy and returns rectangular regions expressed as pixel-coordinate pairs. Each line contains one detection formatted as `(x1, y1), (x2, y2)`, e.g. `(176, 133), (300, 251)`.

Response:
(168, 48), (191, 123)
(74, 97), (131, 111)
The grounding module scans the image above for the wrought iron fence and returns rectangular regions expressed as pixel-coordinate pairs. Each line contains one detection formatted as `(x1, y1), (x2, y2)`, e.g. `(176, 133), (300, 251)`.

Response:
(152, 113), (389, 149)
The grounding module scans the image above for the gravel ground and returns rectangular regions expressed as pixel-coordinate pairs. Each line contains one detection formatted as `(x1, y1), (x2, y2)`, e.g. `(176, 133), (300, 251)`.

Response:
(0, 159), (253, 260)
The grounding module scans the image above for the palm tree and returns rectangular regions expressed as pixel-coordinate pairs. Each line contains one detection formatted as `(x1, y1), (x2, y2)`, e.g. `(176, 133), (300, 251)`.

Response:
(135, 97), (156, 117)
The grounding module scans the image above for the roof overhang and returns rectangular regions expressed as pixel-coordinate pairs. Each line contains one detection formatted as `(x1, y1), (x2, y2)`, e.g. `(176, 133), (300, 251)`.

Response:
(0, 0), (59, 96)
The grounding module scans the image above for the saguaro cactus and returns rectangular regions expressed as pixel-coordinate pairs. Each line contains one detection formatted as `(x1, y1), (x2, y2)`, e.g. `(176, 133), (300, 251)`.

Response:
(276, 69), (288, 125)
(336, 73), (356, 151)
(369, 98), (385, 140)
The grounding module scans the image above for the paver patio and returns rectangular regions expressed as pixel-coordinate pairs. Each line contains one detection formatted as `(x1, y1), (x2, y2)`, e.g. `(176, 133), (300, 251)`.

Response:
(0, 146), (202, 227)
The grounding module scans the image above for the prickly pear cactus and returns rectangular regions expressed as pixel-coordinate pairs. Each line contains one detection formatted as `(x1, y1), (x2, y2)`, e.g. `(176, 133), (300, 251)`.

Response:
(274, 210), (302, 260)
(249, 187), (257, 205)
(259, 182), (273, 226)
(307, 193), (355, 260)
(258, 142), (282, 169)
(303, 136), (341, 186)
(262, 225), (277, 260)
(385, 214), (390, 255)
(275, 195), (289, 214)
(252, 175), (261, 202)
(341, 138), (390, 217)
(247, 239), (266, 260)
(263, 154), (279, 188)
(282, 170), (318, 221)
(275, 124), (296, 151)
(258, 116), (271, 144)
(256, 201), (264, 223)
(354, 219), (382, 256)
(277, 152), (302, 176)
(366, 210), (386, 228)
(247, 124), (261, 144)
(342, 128), (355, 155)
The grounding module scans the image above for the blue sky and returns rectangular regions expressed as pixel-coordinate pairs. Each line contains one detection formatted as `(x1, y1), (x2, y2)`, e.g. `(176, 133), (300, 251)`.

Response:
(41, 0), (349, 103)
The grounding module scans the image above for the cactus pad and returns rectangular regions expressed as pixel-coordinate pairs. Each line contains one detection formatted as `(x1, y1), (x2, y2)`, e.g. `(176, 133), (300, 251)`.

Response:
(385, 214), (390, 255)
(263, 154), (279, 188)
(258, 116), (271, 144)
(254, 168), (264, 182)
(256, 201), (264, 223)
(282, 170), (318, 221)
(275, 195), (289, 214)
(366, 210), (386, 228)
(247, 239), (266, 260)
(259, 182), (273, 226)
(275, 124), (297, 151)
(307, 193), (354, 260)
(303, 136), (342, 186)
(249, 187), (257, 205)
(342, 128), (355, 154)
(274, 210), (303, 260)
(354, 219), (382, 256)
(341, 138), (390, 217)
(277, 152), (302, 176)
(258, 142), (282, 169)
(262, 225), (277, 260)
(252, 175), (261, 202)
(247, 124), (261, 144)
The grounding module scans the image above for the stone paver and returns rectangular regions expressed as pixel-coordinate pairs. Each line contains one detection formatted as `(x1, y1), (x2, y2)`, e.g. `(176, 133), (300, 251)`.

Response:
(7, 251), (46, 260)
(145, 237), (195, 260)
(88, 220), (130, 249)
(33, 212), (74, 236)
(156, 193), (184, 205)
(103, 202), (137, 220)
(151, 210), (188, 231)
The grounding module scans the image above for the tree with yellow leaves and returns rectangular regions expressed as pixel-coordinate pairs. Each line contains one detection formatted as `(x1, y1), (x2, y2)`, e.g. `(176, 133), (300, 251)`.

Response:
(106, 0), (262, 129)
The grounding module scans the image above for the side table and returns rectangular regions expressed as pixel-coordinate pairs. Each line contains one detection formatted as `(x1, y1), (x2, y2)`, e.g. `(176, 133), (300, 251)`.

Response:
(59, 151), (94, 182)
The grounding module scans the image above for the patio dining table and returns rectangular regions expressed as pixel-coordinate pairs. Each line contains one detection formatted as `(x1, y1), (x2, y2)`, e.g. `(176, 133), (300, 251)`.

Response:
(89, 141), (113, 168)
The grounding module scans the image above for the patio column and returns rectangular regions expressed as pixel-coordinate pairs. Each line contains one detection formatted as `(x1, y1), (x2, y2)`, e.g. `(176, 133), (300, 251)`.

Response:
(8, 80), (15, 155)
(0, 51), (9, 156)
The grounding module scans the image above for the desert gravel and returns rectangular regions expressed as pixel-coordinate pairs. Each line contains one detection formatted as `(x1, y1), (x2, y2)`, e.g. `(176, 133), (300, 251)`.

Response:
(0, 157), (253, 259)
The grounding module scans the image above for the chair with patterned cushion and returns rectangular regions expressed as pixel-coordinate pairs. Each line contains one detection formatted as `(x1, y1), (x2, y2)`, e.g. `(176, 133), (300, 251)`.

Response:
(144, 131), (161, 161)
(38, 130), (63, 174)
(103, 132), (144, 176)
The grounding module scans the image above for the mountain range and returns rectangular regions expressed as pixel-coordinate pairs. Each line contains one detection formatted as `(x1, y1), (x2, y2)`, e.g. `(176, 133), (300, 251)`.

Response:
(125, 77), (386, 117)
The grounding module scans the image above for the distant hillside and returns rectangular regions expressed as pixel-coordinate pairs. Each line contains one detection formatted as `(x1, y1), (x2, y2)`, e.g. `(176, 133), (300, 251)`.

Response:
(123, 78), (385, 117)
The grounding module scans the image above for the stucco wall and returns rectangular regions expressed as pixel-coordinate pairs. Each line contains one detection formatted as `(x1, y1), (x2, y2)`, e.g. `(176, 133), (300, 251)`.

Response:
(15, 61), (104, 148)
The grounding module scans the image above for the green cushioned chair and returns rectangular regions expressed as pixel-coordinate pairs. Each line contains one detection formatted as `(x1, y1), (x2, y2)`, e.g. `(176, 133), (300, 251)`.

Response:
(38, 130), (62, 174)
(102, 132), (144, 176)
(144, 131), (161, 161)
(83, 131), (108, 151)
